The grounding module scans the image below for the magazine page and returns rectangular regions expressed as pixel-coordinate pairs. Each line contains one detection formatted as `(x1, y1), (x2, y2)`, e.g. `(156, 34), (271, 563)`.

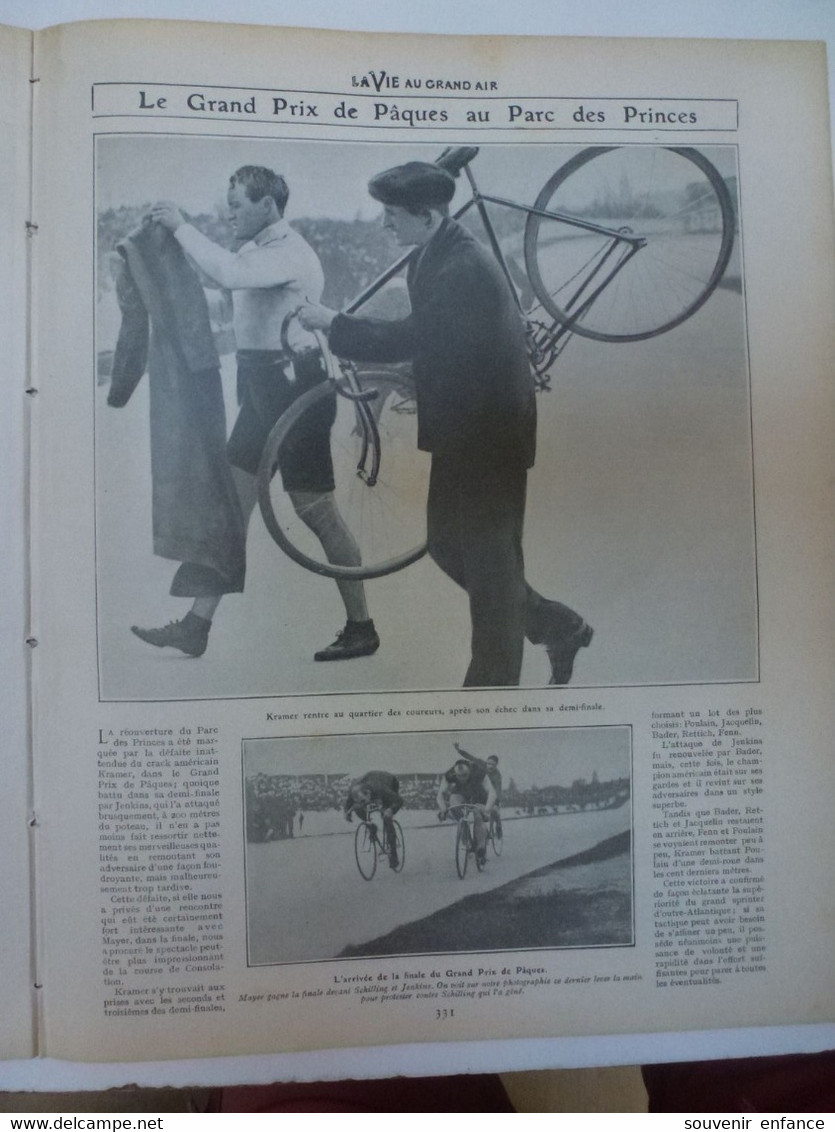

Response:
(0, 24), (38, 1062)
(27, 19), (835, 1067)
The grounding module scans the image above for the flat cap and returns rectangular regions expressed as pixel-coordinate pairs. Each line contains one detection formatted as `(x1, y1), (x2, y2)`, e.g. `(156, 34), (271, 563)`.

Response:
(368, 161), (456, 209)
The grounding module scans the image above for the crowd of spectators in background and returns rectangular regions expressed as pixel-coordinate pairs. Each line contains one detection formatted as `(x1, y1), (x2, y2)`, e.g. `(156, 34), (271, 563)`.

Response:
(244, 768), (629, 842)
(98, 206), (402, 312)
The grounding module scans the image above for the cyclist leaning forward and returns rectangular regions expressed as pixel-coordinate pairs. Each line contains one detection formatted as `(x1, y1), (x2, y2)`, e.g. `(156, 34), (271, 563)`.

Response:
(343, 771), (403, 869)
(438, 750), (497, 866)
(452, 741), (503, 838)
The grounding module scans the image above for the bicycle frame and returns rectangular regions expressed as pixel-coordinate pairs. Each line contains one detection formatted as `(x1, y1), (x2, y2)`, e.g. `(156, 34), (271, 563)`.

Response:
(258, 144), (734, 580)
(288, 142), (733, 503)
(448, 802), (488, 878)
(352, 803), (404, 879)
(340, 147), (646, 390)
(487, 808), (503, 857)
(349, 800), (386, 830)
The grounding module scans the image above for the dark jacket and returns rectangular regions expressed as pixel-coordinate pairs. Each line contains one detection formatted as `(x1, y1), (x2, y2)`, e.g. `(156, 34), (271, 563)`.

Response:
(109, 221), (221, 408)
(329, 218), (536, 469)
(109, 221), (246, 595)
(344, 771), (403, 816)
(443, 758), (490, 805)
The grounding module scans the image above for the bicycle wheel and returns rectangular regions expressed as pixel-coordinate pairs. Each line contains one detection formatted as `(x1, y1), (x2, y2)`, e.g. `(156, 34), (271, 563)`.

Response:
(390, 819), (405, 873)
(474, 827), (486, 872)
(489, 813), (503, 857)
(455, 820), (470, 879)
(354, 822), (378, 880)
(524, 146), (735, 342)
(258, 371), (429, 580)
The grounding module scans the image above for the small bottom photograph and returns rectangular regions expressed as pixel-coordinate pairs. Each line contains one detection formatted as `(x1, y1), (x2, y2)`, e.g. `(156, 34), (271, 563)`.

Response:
(243, 726), (633, 965)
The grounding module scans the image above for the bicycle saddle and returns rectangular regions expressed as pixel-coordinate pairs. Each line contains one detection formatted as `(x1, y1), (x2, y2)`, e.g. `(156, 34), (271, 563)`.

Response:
(435, 146), (479, 177)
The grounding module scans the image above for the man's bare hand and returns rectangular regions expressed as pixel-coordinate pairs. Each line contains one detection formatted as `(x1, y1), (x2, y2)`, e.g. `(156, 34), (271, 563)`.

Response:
(150, 201), (186, 232)
(297, 302), (337, 332)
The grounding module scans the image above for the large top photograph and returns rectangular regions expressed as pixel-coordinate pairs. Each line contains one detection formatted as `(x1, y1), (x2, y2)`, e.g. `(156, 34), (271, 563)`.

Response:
(95, 135), (754, 700)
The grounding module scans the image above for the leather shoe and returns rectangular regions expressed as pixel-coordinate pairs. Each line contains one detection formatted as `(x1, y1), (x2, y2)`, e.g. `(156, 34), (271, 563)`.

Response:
(131, 612), (210, 658)
(527, 595), (586, 645)
(545, 620), (593, 685)
(314, 619), (380, 662)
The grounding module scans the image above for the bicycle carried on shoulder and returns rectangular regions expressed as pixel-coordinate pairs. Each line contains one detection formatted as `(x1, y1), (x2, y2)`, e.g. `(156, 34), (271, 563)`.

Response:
(259, 144), (735, 581)
(352, 803), (405, 881)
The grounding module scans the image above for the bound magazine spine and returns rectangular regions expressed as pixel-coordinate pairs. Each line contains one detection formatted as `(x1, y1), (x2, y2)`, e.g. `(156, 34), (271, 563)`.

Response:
(0, 23), (39, 1060)
(25, 26), (42, 1057)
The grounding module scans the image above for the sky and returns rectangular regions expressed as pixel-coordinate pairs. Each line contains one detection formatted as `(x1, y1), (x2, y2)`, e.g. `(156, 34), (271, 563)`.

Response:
(243, 724), (631, 790)
(96, 134), (738, 224)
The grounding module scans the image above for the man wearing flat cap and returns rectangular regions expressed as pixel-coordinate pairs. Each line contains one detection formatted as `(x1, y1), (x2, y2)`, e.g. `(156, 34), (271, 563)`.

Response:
(299, 159), (592, 687)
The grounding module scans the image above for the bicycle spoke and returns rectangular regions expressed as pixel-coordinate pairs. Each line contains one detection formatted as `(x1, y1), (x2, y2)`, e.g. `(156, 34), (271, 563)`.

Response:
(524, 146), (735, 342)
(260, 373), (428, 579)
(354, 822), (378, 880)
(455, 820), (469, 878)
(391, 820), (405, 872)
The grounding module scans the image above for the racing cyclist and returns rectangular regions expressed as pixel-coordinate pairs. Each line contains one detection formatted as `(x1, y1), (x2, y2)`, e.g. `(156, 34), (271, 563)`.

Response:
(344, 770), (403, 869)
(437, 747), (496, 865)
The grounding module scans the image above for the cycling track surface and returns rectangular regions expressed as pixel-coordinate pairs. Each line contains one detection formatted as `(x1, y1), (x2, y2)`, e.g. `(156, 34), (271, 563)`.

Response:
(246, 806), (631, 964)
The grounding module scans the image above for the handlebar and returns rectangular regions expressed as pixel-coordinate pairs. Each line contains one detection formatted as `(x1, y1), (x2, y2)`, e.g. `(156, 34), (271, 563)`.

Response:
(348, 801), (383, 815)
(439, 803), (488, 820)
(279, 309), (378, 404)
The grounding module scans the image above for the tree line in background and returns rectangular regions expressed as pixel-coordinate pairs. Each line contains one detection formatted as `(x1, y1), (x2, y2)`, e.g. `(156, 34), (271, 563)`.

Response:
(245, 769), (630, 843)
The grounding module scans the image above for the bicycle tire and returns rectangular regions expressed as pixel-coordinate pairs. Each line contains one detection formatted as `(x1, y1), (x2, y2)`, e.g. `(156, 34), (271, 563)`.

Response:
(258, 376), (429, 580)
(390, 819), (405, 873)
(354, 822), (378, 881)
(455, 819), (470, 879)
(474, 832), (486, 871)
(523, 145), (736, 343)
(489, 813), (503, 857)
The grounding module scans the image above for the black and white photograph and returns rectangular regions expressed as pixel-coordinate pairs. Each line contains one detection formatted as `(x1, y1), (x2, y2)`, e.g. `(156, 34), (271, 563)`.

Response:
(242, 726), (633, 965)
(95, 136), (755, 699)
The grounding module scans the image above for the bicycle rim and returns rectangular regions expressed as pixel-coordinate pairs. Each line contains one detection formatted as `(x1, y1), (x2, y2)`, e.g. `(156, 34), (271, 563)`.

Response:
(391, 820), (405, 873)
(258, 375), (429, 580)
(524, 145), (735, 342)
(490, 817), (503, 857)
(354, 823), (377, 880)
(455, 821), (469, 878)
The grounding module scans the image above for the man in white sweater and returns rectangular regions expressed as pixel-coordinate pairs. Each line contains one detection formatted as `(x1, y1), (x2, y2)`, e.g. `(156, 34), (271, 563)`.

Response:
(132, 165), (377, 664)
